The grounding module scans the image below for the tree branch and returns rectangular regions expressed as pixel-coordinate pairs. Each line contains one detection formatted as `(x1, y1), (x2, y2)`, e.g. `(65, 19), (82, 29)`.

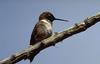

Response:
(0, 13), (100, 64)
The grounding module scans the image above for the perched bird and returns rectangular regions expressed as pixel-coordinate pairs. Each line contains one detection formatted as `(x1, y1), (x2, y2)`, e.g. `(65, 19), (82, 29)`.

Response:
(29, 11), (68, 62)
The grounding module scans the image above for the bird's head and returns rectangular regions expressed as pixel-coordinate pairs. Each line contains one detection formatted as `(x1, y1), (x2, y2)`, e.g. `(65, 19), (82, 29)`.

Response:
(39, 11), (68, 22)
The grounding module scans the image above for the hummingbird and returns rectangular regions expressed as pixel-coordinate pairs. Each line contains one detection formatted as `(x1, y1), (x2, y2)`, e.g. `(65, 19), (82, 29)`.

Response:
(29, 11), (68, 62)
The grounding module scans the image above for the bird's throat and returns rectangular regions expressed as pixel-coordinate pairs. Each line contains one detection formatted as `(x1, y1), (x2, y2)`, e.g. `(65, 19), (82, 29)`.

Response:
(41, 19), (52, 30)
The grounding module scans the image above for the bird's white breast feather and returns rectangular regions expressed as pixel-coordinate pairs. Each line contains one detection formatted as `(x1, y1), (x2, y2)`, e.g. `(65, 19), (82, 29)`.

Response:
(41, 19), (52, 30)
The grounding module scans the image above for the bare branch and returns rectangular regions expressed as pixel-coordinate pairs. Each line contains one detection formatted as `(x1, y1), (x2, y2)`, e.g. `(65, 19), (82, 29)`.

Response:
(0, 13), (100, 64)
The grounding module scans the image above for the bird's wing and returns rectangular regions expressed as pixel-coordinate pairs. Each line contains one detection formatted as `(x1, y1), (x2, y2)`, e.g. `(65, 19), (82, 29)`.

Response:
(29, 23), (48, 62)
(30, 22), (47, 45)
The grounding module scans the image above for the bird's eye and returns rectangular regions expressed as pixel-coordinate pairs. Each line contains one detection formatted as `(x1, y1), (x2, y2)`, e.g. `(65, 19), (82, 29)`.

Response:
(48, 14), (51, 17)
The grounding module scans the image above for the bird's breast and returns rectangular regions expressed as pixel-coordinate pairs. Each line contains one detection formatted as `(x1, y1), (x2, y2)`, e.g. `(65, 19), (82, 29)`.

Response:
(41, 19), (52, 31)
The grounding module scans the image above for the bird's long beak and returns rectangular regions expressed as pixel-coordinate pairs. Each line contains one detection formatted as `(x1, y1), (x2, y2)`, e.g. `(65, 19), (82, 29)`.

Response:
(55, 18), (68, 22)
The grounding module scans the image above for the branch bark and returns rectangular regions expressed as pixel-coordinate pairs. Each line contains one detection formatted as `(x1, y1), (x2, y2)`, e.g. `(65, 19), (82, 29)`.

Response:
(0, 13), (100, 64)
